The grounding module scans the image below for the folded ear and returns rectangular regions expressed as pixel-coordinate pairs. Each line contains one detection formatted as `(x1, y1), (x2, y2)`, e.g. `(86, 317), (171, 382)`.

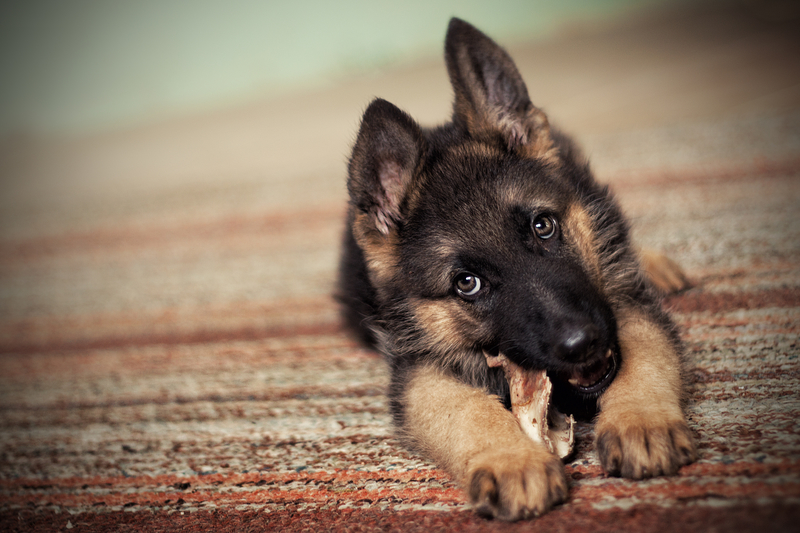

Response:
(445, 18), (557, 162)
(348, 98), (425, 235)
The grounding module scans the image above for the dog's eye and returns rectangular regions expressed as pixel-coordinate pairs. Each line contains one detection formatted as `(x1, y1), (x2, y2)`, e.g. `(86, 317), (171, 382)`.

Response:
(454, 273), (483, 300)
(532, 214), (557, 240)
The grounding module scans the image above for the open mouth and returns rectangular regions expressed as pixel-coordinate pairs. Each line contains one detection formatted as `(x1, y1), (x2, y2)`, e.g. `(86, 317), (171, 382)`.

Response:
(559, 348), (618, 395)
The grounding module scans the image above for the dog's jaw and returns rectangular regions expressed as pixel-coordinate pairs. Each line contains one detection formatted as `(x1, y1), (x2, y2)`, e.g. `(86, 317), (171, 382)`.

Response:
(563, 348), (618, 394)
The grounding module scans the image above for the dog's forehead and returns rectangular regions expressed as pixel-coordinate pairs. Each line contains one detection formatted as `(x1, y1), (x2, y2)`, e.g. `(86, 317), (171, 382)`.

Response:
(399, 149), (578, 274)
(397, 145), (606, 298)
(416, 149), (572, 224)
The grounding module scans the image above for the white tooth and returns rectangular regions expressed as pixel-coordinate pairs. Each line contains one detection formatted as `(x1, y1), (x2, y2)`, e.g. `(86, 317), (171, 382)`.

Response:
(568, 378), (580, 387)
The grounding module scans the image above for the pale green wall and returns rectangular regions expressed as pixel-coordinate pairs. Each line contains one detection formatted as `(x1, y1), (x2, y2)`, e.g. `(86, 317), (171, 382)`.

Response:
(0, 0), (674, 136)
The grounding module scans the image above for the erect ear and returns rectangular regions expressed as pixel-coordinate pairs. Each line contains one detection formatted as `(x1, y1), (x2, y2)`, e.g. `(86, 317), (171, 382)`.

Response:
(347, 98), (425, 235)
(445, 18), (557, 162)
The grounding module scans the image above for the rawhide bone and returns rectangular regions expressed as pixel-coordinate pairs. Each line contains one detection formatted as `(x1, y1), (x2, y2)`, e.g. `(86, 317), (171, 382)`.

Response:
(484, 352), (574, 458)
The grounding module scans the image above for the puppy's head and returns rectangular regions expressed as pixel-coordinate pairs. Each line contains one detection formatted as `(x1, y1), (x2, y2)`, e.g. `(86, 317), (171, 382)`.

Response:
(346, 19), (626, 417)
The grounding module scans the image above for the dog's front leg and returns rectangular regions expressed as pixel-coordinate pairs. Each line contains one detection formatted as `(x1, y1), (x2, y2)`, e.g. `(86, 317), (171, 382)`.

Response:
(399, 363), (568, 521)
(595, 307), (697, 478)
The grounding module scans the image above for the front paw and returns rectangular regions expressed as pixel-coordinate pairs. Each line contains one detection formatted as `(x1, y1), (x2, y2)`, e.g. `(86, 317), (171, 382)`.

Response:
(595, 411), (697, 479)
(639, 249), (691, 294)
(467, 445), (567, 521)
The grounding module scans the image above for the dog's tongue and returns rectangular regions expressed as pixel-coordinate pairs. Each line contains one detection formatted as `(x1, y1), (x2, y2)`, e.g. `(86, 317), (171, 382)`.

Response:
(484, 352), (574, 458)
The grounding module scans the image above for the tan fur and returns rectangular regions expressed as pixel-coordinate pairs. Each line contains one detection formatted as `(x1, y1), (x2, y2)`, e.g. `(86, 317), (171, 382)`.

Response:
(352, 212), (399, 291)
(458, 103), (560, 165)
(564, 203), (603, 286)
(410, 299), (476, 349)
(406, 300), (496, 381)
(595, 306), (697, 479)
(445, 140), (505, 161)
(517, 108), (560, 164)
(640, 249), (692, 294)
(402, 364), (568, 520)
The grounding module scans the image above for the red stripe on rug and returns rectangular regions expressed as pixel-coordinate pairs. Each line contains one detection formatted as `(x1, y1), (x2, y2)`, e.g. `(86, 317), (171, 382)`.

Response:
(0, 296), (343, 355)
(0, 321), (343, 355)
(665, 287), (800, 314)
(0, 468), (452, 492)
(0, 341), (370, 381)
(4, 459), (795, 490)
(0, 204), (346, 265)
(605, 157), (800, 188)
(4, 503), (799, 533)
(2, 475), (797, 511)
(0, 484), (464, 509)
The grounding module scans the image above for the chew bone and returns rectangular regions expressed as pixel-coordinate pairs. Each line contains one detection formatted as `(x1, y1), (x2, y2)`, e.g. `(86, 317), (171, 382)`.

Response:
(484, 352), (574, 458)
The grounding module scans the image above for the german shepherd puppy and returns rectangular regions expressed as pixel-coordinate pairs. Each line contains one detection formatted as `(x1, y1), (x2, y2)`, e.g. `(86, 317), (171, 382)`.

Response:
(337, 18), (697, 521)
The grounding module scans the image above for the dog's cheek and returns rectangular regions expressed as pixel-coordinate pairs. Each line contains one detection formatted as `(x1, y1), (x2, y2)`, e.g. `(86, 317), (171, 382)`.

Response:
(410, 299), (487, 351)
(352, 212), (400, 292)
(563, 203), (602, 286)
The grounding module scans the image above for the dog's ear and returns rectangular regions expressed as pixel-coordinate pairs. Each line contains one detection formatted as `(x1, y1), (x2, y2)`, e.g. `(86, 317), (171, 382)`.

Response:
(348, 98), (425, 235)
(445, 18), (557, 162)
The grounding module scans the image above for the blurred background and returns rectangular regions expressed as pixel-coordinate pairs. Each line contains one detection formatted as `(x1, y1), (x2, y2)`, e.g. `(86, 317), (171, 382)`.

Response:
(0, 0), (675, 137)
(2, 0), (798, 230)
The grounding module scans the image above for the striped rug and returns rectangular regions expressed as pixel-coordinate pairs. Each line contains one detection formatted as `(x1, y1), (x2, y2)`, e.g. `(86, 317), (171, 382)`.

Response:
(2, 108), (799, 531)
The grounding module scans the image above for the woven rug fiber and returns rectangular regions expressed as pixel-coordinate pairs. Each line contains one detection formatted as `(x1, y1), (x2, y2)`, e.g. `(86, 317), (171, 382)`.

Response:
(1, 4), (799, 532)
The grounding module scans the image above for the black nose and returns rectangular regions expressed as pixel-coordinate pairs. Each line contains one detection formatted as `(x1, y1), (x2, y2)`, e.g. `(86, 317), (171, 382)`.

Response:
(555, 323), (598, 362)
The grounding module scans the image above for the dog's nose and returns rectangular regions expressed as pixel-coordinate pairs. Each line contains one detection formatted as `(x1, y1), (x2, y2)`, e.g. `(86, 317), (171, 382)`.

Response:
(555, 323), (598, 361)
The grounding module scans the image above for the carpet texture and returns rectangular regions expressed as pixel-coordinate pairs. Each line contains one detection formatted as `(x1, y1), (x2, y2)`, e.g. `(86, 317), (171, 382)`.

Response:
(2, 4), (800, 533)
